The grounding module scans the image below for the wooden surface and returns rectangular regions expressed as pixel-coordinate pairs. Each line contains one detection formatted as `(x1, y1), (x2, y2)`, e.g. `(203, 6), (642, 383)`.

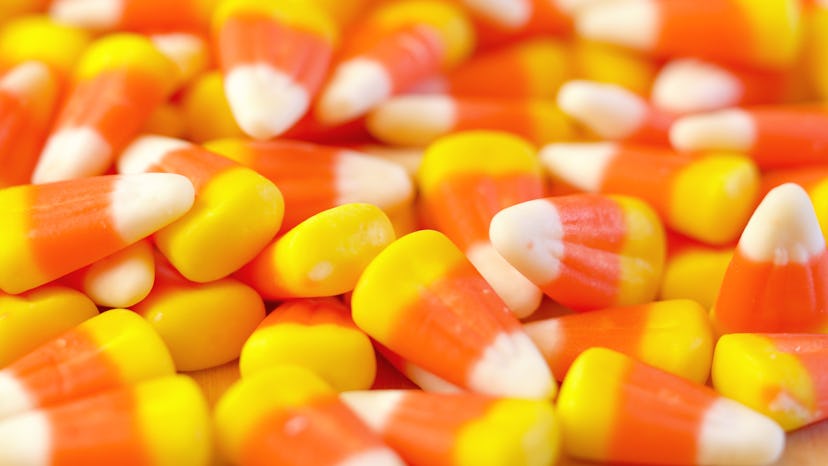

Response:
(188, 361), (828, 466)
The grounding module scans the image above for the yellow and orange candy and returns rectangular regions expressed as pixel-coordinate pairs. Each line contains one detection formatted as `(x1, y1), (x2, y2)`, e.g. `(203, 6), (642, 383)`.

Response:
(0, 375), (211, 466)
(524, 299), (713, 383)
(541, 142), (760, 245)
(213, 0), (338, 139)
(418, 131), (546, 317)
(0, 16), (91, 82)
(32, 34), (176, 183)
(557, 347), (785, 465)
(0, 173), (194, 294)
(711, 183), (828, 334)
(0, 309), (175, 419)
(119, 135), (284, 282)
(180, 70), (245, 143)
(352, 229), (555, 399)
(214, 365), (405, 466)
(658, 232), (733, 309)
(341, 389), (561, 466)
(240, 298), (376, 392)
(48, 0), (219, 33)
(490, 193), (666, 311)
(713, 333), (828, 431)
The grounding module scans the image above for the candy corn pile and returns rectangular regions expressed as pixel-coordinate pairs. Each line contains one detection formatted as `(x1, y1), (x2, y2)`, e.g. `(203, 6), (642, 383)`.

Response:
(1, 0), (827, 465)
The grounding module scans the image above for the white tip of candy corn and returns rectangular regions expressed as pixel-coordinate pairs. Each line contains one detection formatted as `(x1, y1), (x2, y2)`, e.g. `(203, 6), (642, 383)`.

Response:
(575, 0), (659, 51)
(490, 199), (564, 285)
(522, 318), (564, 359)
(539, 142), (615, 192)
(224, 64), (310, 140)
(367, 95), (455, 147)
(118, 135), (191, 174)
(340, 390), (405, 432)
(403, 362), (463, 393)
(738, 183), (825, 265)
(462, 0), (531, 28)
(338, 447), (406, 466)
(0, 411), (50, 466)
(651, 59), (742, 114)
(32, 127), (112, 183)
(696, 398), (785, 465)
(0, 61), (53, 96)
(0, 372), (34, 419)
(49, 0), (123, 29)
(335, 151), (414, 210)
(466, 242), (543, 319)
(111, 173), (195, 243)
(468, 331), (555, 399)
(557, 80), (647, 139)
(555, 0), (601, 14)
(670, 109), (755, 153)
(317, 59), (393, 125)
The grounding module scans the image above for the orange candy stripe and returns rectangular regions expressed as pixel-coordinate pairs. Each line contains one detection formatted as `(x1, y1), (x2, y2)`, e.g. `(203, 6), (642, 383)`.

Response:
(0, 90), (45, 187)
(260, 298), (355, 328)
(750, 106), (828, 169)
(452, 99), (549, 144)
(9, 327), (121, 408)
(147, 146), (236, 191)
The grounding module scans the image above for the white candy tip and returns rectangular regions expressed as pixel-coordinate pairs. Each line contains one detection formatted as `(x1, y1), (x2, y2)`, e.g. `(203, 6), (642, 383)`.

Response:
(463, 0), (532, 28)
(0, 372), (34, 419)
(49, 0), (123, 29)
(539, 142), (616, 192)
(466, 242), (543, 319)
(0, 61), (54, 97)
(738, 183), (825, 264)
(32, 127), (113, 184)
(0, 410), (50, 466)
(557, 80), (646, 139)
(337, 447), (407, 466)
(317, 59), (392, 125)
(112, 173), (195, 243)
(669, 109), (755, 153)
(336, 151), (415, 210)
(468, 331), (556, 399)
(339, 390), (404, 432)
(367, 95), (455, 147)
(652, 59), (742, 114)
(575, 0), (659, 51)
(118, 135), (191, 174)
(225, 65), (310, 140)
(696, 398), (785, 465)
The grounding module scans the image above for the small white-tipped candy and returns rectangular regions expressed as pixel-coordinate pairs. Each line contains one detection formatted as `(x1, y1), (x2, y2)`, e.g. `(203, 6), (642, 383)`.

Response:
(337, 447), (406, 466)
(575, 0), (659, 51)
(0, 410), (50, 466)
(32, 127), (112, 183)
(522, 318), (564, 360)
(224, 64), (310, 140)
(335, 151), (414, 210)
(0, 372), (34, 419)
(339, 390), (405, 432)
(49, 0), (123, 29)
(670, 109), (755, 152)
(466, 241), (543, 318)
(150, 33), (207, 83)
(367, 95), (455, 147)
(111, 173), (195, 243)
(83, 244), (154, 308)
(738, 183), (825, 265)
(316, 59), (393, 125)
(652, 59), (743, 113)
(490, 199), (564, 285)
(696, 398), (785, 465)
(557, 80), (647, 139)
(118, 135), (191, 174)
(468, 331), (555, 398)
(539, 142), (616, 192)
(462, 0), (531, 28)
(0, 61), (54, 97)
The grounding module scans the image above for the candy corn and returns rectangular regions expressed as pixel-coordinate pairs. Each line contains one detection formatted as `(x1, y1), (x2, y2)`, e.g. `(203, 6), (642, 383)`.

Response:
(541, 142), (760, 245)
(713, 333), (828, 431)
(570, 38), (657, 96)
(0, 309), (174, 419)
(213, 0), (338, 139)
(180, 71), (245, 142)
(214, 365), (404, 466)
(32, 34), (176, 183)
(235, 203), (396, 300)
(0, 375), (211, 466)
(0, 173), (194, 294)
(316, 0), (474, 124)
(374, 343), (462, 393)
(575, 0), (802, 70)
(418, 131), (545, 317)
(240, 298), (375, 392)
(490, 193), (665, 311)
(711, 183), (828, 334)
(368, 96), (572, 147)
(671, 105), (828, 170)
(352, 229), (555, 399)
(341, 389), (560, 466)
(761, 166), (828, 236)
(0, 16), (91, 79)
(557, 347), (785, 465)
(524, 299), (713, 382)
(49, 0), (218, 32)
(204, 138), (413, 231)
(0, 286), (97, 368)
(119, 135), (284, 282)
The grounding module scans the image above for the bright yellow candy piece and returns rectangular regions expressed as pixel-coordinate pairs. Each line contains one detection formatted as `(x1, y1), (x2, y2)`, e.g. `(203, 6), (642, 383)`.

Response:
(0, 15), (91, 77)
(571, 39), (657, 96)
(0, 285), (97, 367)
(133, 277), (265, 371)
(712, 333), (828, 431)
(240, 298), (376, 391)
(213, 0), (338, 44)
(237, 203), (396, 299)
(807, 5), (828, 99)
(181, 71), (245, 143)
(660, 247), (733, 309)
